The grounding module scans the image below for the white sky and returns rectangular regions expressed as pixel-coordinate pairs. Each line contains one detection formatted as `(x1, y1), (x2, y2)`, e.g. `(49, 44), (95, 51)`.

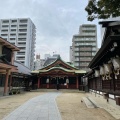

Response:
(0, 0), (101, 61)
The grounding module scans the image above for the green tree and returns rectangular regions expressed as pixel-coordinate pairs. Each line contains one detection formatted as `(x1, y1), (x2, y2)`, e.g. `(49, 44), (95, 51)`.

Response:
(85, 0), (120, 21)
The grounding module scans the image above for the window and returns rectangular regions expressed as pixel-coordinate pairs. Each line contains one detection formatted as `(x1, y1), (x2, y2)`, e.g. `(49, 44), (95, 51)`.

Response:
(18, 33), (26, 36)
(10, 34), (16, 36)
(1, 34), (7, 36)
(19, 29), (27, 32)
(11, 25), (17, 27)
(17, 52), (25, 55)
(19, 25), (27, 27)
(11, 20), (17, 23)
(2, 20), (9, 23)
(2, 25), (8, 27)
(19, 19), (28, 23)
(1, 30), (8, 32)
(18, 38), (26, 41)
(10, 38), (15, 40)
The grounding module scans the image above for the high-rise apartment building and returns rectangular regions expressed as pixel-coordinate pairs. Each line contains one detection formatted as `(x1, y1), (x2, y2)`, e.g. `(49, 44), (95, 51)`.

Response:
(71, 24), (97, 71)
(0, 18), (36, 70)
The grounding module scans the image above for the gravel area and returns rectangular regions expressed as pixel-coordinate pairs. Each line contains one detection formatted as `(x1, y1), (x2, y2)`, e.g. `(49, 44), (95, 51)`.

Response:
(0, 90), (116, 120)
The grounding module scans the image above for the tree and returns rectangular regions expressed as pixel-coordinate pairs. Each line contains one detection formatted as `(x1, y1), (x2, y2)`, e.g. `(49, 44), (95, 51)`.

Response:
(85, 0), (120, 21)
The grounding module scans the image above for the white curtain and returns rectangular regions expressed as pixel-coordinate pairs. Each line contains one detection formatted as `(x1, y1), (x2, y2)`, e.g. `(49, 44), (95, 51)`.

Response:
(95, 70), (100, 77)
(66, 79), (69, 83)
(46, 78), (49, 83)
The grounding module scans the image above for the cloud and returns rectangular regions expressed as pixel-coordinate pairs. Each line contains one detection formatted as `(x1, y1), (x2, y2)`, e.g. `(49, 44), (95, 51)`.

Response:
(0, 0), (101, 62)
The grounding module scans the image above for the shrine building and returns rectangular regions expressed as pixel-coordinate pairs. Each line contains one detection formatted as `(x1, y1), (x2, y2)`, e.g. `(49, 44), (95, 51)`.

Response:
(31, 56), (86, 89)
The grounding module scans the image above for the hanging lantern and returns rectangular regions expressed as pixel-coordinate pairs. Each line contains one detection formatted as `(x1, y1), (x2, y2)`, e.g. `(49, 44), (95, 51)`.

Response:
(46, 78), (49, 83)
(84, 77), (88, 85)
(111, 57), (120, 70)
(66, 78), (69, 83)
(103, 63), (112, 74)
(102, 75), (105, 80)
(100, 66), (105, 75)
(95, 70), (100, 77)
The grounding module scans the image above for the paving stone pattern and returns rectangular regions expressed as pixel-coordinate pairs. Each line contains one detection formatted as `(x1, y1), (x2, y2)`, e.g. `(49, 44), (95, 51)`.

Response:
(3, 92), (62, 120)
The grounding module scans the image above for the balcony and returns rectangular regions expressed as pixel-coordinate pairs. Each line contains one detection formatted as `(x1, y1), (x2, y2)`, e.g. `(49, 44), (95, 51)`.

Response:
(16, 58), (25, 60)
(18, 41), (26, 44)
(18, 30), (27, 33)
(75, 58), (79, 61)
(82, 28), (96, 31)
(19, 46), (26, 52)
(80, 58), (92, 61)
(20, 49), (26, 51)
(74, 48), (79, 51)
(74, 53), (79, 56)
(80, 48), (92, 51)
(80, 53), (92, 57)
(19, 25), (27, 28)
(17, 44), (26, 47)
(18, 35), (27, 38)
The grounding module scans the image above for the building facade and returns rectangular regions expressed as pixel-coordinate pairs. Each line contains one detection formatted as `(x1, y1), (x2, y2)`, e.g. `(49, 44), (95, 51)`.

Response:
(43, 54), (60, 67)
(32, 56), (86, 89)
(34, 54), (45, 70)
(84, 21), (120, 108)
(0, 18), (36, 70)
(71, 24), (97, 71)
(0, 37), (20, 95)
(70, 46), (73, 63)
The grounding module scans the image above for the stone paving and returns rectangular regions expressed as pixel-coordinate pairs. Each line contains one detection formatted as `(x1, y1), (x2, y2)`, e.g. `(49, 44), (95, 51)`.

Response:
(3, 92), (62, 120)
(86, 93), (120, 119)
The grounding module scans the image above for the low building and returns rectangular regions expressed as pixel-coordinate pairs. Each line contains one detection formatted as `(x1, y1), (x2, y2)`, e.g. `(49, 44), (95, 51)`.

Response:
(0, 37), (19, 95)
(0, 37), (31, 96)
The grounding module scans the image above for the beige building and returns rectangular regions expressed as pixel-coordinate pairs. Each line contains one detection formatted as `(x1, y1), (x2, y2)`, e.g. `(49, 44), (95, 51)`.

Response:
(71, 24), (97, 71)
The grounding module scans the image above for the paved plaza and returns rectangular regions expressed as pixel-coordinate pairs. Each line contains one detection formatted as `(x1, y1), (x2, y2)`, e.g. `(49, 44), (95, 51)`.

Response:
(1, 90), (120, 120)
(3, 92), (62, 120)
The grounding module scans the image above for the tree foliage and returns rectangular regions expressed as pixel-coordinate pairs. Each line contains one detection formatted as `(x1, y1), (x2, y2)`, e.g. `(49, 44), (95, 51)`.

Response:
(85, 0), (120, 21)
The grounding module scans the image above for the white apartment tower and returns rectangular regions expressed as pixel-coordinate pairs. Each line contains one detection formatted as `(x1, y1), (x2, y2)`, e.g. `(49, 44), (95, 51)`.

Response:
(0, 18), (36, 70)
(71, 24), (97, 71)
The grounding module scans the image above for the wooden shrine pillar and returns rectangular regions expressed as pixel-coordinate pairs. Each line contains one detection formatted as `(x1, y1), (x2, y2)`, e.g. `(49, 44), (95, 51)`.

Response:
(37, 77), (40, 89)
(47, 83), (49, 89)
(9, 74), (12, 91)
(3, 69), (10, 96)
(76, 76), (79, 89)
(67, 83), (69, 89)
(11, 52), (14, 65)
